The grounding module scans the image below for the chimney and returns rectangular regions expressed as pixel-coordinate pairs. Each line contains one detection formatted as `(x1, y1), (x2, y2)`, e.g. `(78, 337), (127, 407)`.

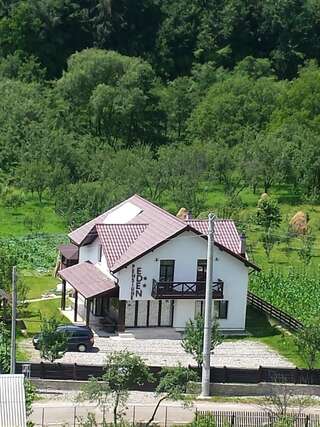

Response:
(186, 211), (193, 220)
(240, 234), (246, 256)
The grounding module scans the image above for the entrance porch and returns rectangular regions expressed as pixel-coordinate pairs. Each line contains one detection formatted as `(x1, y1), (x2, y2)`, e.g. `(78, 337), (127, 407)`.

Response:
(58, 261), (124, 331)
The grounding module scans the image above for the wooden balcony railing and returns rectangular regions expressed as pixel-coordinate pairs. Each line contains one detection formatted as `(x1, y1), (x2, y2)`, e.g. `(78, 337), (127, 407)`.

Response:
(151, 279), (223, 299)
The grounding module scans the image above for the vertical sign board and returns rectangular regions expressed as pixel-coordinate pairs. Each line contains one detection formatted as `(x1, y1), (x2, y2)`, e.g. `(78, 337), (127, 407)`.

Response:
(130, 264), (147, 299)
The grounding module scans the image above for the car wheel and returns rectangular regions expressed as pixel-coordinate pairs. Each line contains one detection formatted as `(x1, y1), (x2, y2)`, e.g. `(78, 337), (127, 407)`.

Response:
(77, 344), (87, 352)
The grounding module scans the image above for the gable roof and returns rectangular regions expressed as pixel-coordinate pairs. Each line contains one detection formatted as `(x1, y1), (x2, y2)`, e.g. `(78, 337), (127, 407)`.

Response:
(69, 194), (259, 272)
(96, 223), (148, 268)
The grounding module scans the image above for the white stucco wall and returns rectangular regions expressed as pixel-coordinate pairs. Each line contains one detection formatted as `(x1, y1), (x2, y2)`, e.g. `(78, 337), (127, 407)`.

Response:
(78, 238), (115, 281)
(79, 239), (100, 264)
(116, 231), (249, 330)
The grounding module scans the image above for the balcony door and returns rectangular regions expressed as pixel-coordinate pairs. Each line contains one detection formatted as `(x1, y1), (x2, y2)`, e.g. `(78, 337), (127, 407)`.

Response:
(159, 260), (175, 282)
(197, 260), (207, 282)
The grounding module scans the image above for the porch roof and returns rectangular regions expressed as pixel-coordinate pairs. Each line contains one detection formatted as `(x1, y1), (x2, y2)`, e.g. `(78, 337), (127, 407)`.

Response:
(58, 262), (118, 299)
(59, 244), (79, 261)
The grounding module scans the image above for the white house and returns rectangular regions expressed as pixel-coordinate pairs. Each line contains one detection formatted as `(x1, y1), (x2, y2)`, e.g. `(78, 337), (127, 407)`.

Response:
(58, 194), (259, 333)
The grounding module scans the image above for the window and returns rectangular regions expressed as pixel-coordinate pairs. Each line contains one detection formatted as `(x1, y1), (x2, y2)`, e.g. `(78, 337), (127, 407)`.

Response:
(195, 300), (204, 317)
(216, 301), (228, 319)
(197, 260), (207, 282)
(159, 260), (175, 282)
(98, 245), (102, 262)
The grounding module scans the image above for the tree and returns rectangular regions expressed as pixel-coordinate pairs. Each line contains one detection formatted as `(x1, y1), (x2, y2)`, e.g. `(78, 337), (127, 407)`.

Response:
(255, 194), (282, 259)
(298, 232), (315, 266)
(78, 351), (153, 426)
(38, 316), (68, 363)
(295, 322), (320, 370)
(17, 160), (51, 203)
(146, 365), (198, 426)
(181, 315), (222, 368)
(0, 321), (10, 374)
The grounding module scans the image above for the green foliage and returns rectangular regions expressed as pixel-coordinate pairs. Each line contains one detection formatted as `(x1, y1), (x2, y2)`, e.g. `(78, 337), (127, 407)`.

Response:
(3, 188), (25, 208)
(297, 232), (315, 266)
(24, 379), (37, 417)
(146, 365), (198, 426)
(256, 196), (282, 231)
(78, 351), (153, 426)
(187, 413), (229, 427)
(38, 316), (68, 363)
(0, 234), (66, 270)
(250, 269), (320, 324)
(295, 321), (320, 370)
(23, 209), (45, 233)
(182, 315), (222, 368)
(0, 321), (10, 373)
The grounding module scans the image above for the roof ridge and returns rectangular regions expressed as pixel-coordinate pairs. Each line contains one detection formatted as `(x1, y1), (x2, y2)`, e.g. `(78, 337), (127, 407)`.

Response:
(132, 194), (187, 225)
(96, 223), (149, 226)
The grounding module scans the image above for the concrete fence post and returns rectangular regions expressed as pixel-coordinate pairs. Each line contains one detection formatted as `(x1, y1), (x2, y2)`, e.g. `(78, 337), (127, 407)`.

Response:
(132, 405), (135, 426)
(164, 406), (168, 427)
(41, 407), (45, 427)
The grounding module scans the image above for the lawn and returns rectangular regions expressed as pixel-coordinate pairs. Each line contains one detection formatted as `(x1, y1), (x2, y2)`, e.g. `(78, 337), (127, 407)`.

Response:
(240, 305), (320, 369)
(20, 298), (70, 336)
(0, 193), (66, 236)
(22, 271), (60, 299)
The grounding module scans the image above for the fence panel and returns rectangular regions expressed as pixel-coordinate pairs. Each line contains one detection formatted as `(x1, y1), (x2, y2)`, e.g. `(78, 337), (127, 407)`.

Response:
(247, 291), (303, 331)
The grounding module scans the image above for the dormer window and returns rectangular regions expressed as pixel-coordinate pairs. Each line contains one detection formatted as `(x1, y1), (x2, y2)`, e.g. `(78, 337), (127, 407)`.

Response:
(98, 245), (102, 262)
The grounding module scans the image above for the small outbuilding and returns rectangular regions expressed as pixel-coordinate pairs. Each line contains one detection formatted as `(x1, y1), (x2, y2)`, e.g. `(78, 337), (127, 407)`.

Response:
(0, 374), (27, 427)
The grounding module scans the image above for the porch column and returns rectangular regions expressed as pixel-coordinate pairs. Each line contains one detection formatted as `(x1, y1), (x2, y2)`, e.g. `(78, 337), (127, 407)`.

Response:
(74, 291), (78, 322)
(61, 279), (66, 311)
(86, 298), (91, 327)
(118, 300), (126, 332)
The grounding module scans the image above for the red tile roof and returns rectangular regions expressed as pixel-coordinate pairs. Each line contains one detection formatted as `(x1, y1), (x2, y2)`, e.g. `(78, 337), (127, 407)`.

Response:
(58, 262), (118, 299)
(96, 223), (148, 268)
(186, 219), (241, 254)
(58, 244), (79, 261)
(69, 194), (259, 272)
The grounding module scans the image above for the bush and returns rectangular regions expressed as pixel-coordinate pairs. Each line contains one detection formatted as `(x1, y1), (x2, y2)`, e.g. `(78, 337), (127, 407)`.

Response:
(185, 413), (230, 427)
(3, 189), (25, 208)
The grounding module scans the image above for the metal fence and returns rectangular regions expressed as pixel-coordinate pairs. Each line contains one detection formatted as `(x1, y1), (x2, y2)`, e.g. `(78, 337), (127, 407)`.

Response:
(29, 407), (320, 427)
(16, 362), (320, 386)
(195, 411), (320, 427)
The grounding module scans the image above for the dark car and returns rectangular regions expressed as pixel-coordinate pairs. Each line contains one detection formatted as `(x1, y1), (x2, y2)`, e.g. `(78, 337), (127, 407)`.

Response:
(33, 325), (94, 353)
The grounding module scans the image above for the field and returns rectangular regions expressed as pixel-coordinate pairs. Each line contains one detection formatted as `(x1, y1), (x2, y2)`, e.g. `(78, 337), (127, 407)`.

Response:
(1, 186), (319, 346)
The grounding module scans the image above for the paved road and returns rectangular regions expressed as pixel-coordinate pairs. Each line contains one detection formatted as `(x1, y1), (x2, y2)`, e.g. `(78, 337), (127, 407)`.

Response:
(25, 337), (294, 368)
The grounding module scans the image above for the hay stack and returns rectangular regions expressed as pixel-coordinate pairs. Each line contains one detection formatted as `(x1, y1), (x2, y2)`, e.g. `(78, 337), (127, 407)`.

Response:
(176, 207), (188, 220)
(289, 211), (309, 235)
(260, 193), (269, 201)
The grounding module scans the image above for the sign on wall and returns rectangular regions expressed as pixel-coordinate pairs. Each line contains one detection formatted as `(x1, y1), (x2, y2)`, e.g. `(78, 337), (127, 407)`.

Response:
(130, 264), (147, 299)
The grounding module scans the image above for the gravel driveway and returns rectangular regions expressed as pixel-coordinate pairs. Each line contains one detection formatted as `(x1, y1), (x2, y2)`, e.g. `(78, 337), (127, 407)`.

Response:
(24, 336), (293, 368)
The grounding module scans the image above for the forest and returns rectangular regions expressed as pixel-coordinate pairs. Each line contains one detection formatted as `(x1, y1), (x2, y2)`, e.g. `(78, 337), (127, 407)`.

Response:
(1, 0), (320, 326)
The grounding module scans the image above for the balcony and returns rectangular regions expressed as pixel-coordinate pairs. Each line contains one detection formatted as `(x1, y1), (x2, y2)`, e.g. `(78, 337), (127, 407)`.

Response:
(152, 279), (223, 300)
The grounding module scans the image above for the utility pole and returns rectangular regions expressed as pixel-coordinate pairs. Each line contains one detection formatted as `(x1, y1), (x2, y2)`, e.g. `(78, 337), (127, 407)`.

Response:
(201, 213), (215, 397)
(10, 266), (17, 374)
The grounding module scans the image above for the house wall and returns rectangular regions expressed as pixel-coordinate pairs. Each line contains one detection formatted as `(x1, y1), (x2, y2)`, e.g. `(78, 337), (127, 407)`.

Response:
(116, 231), (248, 331)
(79, 239), (100, 264)
(78, 238), (115, 281)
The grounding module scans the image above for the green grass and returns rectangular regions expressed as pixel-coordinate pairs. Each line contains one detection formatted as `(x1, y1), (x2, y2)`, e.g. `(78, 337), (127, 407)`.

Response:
(20, 299), (70, 336)
(240, 306), (320, 368)
(22, 270), (59, 299)
(0, 193), (66, 236)
(205, 184), (320, 273)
